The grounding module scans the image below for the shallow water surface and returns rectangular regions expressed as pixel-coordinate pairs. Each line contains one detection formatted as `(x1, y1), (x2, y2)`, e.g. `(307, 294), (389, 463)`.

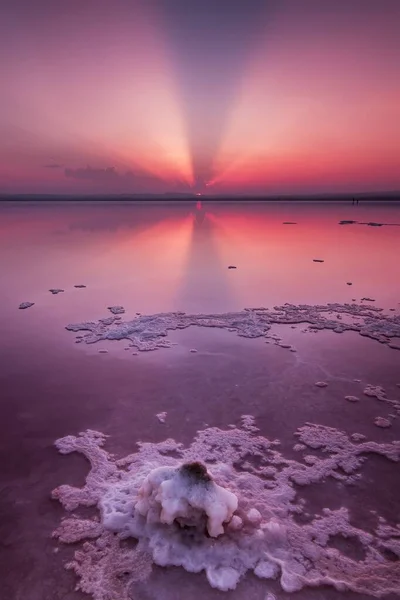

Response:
(0, 200), (399, 600)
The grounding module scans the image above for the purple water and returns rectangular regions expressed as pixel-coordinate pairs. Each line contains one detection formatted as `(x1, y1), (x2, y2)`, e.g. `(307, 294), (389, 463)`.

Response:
(0, 201), (399, 600)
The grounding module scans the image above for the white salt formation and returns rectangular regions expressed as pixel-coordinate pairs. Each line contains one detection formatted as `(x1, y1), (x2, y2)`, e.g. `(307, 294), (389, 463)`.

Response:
(65, 302), (400, 353)
(134, 462), (238, 538)
(52, 420), (400, 599)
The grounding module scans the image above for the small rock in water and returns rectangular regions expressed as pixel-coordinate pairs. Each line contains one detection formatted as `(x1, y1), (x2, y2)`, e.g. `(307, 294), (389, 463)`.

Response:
(279, 344), (291, 349)
(290, 348), (297, 352)
(315, 381), (328, 388)
(190, 348), (198, 353)
(19, 302), (34, 309)
(313, 259), (324, 263)
(228, 265), (237, 269)
(345, 395), (359, 402)
(339, 220), (357, 225)
(49, 288), (64, 295)
(98, 349), (108, 354)
(374, 417), (391, 428)
(132, 352), (138, 356)
(354, 379), (361, 383)
(347, 282), (353, 286)
(107, 306), (125, 315)
(361, 297), (375, 302)
(283, 221), (297, 225)
(74, 284), (86, 288)
(156, 412), (167, 423)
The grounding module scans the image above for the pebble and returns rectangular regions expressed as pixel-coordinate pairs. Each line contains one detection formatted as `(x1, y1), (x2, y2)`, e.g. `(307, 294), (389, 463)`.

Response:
(345, 395), (359, 402)
(374, 417), (391, 428)
(190, 348), (198, 353)
(49, 288), (64, 295)
(228, 265), (237, 269)
(74, 284), (86, 288)
(313, 259), (324, 263)
(99, 349), (108, 354)
(315, 381), (328, 388)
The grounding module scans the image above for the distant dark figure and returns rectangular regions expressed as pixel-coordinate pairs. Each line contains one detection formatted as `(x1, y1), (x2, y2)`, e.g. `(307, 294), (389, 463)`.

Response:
(352, 198), (360, 205)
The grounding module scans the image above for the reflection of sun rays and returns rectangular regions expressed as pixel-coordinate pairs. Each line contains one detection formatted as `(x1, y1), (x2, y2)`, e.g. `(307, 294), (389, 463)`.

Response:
(83, 211), (195, 310)
(175, 205), (236, 312)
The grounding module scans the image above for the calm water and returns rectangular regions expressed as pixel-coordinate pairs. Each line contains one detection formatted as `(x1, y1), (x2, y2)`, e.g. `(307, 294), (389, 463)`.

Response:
(0, 200), (399, 600)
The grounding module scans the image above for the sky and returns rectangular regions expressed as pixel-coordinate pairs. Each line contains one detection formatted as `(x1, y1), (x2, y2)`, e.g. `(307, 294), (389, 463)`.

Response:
(1, 0), (399, 196)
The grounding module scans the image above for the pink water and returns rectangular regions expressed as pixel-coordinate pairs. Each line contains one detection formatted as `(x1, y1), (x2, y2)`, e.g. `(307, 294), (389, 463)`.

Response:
(0, 200), (399, 600)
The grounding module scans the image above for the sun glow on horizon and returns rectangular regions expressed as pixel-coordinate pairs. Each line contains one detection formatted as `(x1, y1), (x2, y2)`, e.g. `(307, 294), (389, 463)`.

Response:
(1, 1), (399, 195)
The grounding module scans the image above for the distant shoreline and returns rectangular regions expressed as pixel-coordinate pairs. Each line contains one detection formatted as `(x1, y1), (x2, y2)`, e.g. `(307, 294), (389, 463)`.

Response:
(0, 193), (399, 205)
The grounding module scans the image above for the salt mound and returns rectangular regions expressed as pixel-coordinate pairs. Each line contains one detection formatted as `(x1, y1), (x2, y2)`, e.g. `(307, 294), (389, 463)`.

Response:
(65, 302), (400, 353)
(52, 420), (400, 599)
(134, 462), (238, 538)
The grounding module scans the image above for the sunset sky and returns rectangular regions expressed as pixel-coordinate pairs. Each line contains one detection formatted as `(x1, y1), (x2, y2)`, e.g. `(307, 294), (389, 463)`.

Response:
(1, 0), (399, 196)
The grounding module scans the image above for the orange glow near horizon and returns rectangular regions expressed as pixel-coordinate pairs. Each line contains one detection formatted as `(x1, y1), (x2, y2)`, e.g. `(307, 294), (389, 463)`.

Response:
(1, 1), (399, 195)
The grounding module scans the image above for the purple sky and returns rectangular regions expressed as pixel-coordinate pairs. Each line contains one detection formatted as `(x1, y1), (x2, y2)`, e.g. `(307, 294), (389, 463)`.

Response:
(1, 0), (399, 195)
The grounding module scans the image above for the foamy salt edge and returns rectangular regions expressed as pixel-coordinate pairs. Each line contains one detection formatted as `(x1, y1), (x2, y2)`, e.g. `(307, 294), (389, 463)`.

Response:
(65, 302), (400, 353)
(52, 418), (400, 599)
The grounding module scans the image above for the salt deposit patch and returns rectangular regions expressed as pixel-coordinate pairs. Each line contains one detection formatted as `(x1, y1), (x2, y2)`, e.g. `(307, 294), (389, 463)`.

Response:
(52, 421), (400, 599)
(65, 302), (400, 353)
